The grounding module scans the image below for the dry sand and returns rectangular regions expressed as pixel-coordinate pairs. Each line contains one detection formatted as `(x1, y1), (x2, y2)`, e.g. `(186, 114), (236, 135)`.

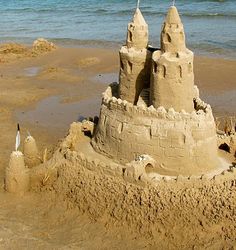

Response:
(0, 43), (235, 249)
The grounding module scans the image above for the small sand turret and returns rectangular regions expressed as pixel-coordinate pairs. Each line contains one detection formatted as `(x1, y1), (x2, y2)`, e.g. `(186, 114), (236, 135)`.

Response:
(5, 151), (29, 194)
(150, 6), (194, 112)
(119, 7), (151, 104)
(23, 135), (41, 168)
(126, 8), (148, 49)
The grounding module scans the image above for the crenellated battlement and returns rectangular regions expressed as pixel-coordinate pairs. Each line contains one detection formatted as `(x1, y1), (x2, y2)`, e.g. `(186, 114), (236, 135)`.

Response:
(92, 82), (219, 176)
(102, 84), (213, 122)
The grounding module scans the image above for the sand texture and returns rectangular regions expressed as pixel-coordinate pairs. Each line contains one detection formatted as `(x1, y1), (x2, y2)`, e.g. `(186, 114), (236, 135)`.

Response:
(0, 43), (235, 249)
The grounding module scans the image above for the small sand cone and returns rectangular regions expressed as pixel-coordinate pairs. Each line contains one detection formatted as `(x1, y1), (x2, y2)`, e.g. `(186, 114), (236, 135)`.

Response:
(23, 135), (41, 168)
(5, 151), (29, 194)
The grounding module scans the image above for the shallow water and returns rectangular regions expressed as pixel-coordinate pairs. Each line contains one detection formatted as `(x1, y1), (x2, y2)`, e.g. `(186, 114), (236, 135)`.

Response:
(0, 0), (235, 58)
(92, 73), (118, 84)
(15, 96), (101, 130)
(15, 88), (236, 132)
(202, 90), (236, 116)
(24, 66), (40, 77)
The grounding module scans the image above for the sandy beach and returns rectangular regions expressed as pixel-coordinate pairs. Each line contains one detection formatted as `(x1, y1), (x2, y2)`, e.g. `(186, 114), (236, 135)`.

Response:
(0, 43), (235, 248)
(0, 45), (235, 173)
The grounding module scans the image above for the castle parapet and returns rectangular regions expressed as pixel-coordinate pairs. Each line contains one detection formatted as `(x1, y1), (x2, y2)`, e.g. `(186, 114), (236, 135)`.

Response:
(92, 84), (219, 176)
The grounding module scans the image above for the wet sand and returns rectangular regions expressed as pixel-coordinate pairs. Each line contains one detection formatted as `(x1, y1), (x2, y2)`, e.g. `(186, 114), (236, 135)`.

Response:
(0, 45), (236, 249)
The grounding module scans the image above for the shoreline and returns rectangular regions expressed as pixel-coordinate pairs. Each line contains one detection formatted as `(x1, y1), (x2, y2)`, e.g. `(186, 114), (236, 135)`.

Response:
(1, 39), (236, 61)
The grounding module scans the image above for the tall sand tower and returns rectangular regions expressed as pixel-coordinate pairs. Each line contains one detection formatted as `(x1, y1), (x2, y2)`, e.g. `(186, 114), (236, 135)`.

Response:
(150, 6), (194, 112)
(119, 7), (151, 104)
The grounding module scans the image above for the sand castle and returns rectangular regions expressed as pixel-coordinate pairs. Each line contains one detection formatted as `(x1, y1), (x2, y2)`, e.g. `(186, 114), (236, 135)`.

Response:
(5, 5), (235, 193)
(92, 6), (219, 176)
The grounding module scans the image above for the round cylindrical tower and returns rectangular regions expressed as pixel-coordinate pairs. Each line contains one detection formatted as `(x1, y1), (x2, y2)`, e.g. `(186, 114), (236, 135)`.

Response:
(150, 6), (194, 113)
(119, 8), (151, 104)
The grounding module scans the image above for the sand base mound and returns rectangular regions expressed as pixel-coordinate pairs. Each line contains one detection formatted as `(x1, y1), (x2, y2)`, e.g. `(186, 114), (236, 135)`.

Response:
(23, 121), (236, 249)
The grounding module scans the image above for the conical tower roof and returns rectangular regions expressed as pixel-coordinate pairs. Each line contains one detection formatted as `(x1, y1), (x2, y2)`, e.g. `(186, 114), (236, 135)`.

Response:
(132, 8), (147, 26)
(161, 6), (186, 53)
(126, 7), (149, 49)
(165, 6), (181, 24)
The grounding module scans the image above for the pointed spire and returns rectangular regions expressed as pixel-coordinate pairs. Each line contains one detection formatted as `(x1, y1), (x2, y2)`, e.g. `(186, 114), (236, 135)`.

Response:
(132, 8), (147, 26)
(165, 6), (181, 24)
(161, 6), (186, 53)
(126, 6), (148, 49)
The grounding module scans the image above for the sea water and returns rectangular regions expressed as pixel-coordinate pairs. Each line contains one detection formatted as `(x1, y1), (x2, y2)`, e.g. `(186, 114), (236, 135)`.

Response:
(0, 0), (235, 58)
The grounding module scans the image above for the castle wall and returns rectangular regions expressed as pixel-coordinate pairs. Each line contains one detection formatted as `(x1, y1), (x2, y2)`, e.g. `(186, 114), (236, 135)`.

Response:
(150, 50), (195, 112)
(119, 47), (151, 104)
(92, 85), (219, 176)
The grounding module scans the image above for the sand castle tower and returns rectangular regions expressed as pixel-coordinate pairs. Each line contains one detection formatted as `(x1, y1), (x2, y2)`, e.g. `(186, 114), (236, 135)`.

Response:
(5, 151), (29, 194)
(119, 7), (151, 104)
(23, 135), (41, 168)
(92, 5), (220, 176)
(150, 6), (194, 112)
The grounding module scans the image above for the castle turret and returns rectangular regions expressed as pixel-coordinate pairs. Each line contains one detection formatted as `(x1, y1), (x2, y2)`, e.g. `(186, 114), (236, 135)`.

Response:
(119, 7), (151, 104)
(150, 6), (194, 112)
(23, 135), (41, 168)
(126, 8), (148, 49)
(5, 151), (29, 194)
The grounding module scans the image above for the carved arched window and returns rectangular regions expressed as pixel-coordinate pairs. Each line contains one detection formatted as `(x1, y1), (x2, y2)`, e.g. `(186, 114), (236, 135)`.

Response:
(153, 62), (158, 74)
(120, 59), (124, 71)
(128, 30), (133, 42)
(165, 33), (171, 43)
(158, 65), (166, 78)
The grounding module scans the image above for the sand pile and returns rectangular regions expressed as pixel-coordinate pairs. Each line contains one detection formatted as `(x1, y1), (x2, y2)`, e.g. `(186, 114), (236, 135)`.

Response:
(32, 38), (56, 54)
(0, 43), (29, 63)
(0, 39), (56, 63)
(31, 150), (236, 248)
(0, 43), (28, 55)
